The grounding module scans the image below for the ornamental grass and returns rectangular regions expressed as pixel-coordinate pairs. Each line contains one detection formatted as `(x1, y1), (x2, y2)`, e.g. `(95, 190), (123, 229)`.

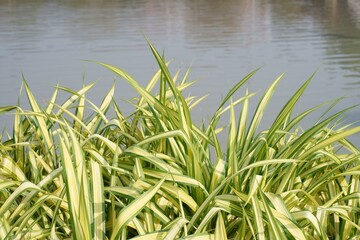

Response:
(0, 41), (359, 239)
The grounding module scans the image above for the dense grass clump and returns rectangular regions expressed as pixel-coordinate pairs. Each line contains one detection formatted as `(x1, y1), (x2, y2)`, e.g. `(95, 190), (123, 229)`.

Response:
(0, 42), (360, 239)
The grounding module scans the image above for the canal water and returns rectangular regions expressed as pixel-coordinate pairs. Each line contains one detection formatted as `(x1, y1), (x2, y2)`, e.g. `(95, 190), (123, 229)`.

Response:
(1, 0), (360, 141)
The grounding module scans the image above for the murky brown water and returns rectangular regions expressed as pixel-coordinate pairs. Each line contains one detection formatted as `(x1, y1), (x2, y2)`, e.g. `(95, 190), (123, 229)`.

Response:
(1, 0), (360, 132)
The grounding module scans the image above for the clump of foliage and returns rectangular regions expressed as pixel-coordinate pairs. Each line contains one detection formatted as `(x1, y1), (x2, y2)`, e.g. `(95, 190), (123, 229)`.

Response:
(0, 41), (359, 240)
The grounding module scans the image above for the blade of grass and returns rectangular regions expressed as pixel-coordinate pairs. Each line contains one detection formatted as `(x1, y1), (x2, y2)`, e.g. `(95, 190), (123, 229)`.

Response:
(110, 177), (165, 240)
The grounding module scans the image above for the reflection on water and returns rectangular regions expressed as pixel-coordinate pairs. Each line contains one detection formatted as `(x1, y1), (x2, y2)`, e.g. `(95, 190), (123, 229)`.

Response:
(0, 0), (359, 127)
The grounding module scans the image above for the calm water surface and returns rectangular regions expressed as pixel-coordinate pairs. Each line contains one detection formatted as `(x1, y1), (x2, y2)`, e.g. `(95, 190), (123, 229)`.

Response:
(1, 0), (360, 137)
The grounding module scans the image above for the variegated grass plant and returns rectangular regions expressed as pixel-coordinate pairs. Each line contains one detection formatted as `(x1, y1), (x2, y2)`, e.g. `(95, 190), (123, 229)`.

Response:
(0, 41), (360, 240)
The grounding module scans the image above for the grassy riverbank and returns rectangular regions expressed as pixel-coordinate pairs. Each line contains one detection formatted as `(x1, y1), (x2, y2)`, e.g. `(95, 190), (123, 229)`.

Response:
(0, 42), (359, 239)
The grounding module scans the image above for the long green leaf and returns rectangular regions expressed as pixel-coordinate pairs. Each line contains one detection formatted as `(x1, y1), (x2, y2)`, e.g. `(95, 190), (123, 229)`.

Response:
(110, 177), (165, 240)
